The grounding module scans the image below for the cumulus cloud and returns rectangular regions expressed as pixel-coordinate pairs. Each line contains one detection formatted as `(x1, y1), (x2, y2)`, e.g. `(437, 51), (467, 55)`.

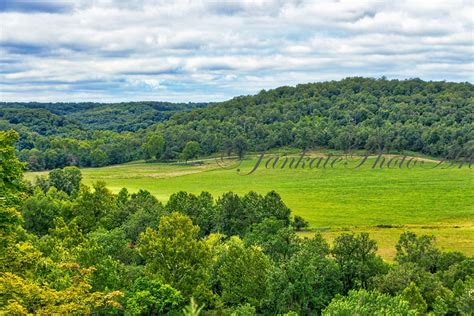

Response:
(0, 0), (472, 102)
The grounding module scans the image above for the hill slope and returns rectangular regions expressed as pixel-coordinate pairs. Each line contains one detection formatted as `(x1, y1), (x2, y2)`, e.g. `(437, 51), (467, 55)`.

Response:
(151, 77), (473, 160)
(3, 78), (473, 170)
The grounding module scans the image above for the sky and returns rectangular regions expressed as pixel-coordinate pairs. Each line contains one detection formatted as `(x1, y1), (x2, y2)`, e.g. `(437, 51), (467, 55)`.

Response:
(0, 0), (473, 102)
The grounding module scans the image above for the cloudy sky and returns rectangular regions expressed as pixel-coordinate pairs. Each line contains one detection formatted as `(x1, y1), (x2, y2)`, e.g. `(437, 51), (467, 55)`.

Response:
(0, 0), (473, 102)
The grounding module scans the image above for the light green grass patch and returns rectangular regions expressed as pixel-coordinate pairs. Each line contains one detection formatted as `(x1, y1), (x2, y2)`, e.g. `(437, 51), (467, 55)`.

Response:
(25, 155), (473, 259)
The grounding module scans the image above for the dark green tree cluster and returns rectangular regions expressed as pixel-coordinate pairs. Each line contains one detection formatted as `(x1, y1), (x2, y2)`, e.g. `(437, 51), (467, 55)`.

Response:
(0, 101), (208, 132)
(1, 102), (207, 170)
(151, 78), (473, 161)
(15, 130), (144, 170)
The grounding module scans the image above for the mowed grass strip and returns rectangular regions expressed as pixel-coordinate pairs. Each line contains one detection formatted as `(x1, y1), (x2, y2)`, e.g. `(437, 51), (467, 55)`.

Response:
(25, 156), (473, 259)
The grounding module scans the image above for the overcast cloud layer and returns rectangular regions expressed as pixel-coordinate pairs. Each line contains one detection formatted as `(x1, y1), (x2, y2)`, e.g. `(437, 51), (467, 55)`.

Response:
(0, 0), (473, 102)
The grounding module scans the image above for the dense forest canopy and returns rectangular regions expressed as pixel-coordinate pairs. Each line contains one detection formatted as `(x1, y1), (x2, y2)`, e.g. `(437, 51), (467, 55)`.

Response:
(1, 77), (473, 171)
(1, 130), (473, 315)
(0, 101), (208, 133)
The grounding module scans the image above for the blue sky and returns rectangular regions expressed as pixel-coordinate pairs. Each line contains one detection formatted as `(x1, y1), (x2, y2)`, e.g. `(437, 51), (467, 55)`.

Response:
(0, 0), (473, 102)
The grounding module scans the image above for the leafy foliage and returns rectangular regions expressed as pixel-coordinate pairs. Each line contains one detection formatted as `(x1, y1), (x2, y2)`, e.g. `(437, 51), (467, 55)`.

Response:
(1, 131), (473, 315)
(322, 289), (418, 315)
(137, 212), (212, 297)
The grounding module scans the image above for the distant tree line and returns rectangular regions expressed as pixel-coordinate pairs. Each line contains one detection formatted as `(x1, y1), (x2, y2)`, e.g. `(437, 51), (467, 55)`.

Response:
(1, 77), (472, 171)
(1, 130), (473, 315)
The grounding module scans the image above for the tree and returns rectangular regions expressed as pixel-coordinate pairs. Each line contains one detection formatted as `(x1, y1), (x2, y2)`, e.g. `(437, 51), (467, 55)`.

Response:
(216, 237), (271, 308)
(215, 192), (246, 237)
(402, 282), (427, 314)
(265, 234), (342, 315)
(373, 262), (447, 310)
(48, 166), (82, 196)
(120, 190), (165, 242)
(452, 277), (474, 314)
(89, 227), (138, 265)
(166, 191), (216, 236)
(291, 215), (309, 231)
(233, 135), (248, 159)
(0, 130), (27, 207)
(74, 181), (117, 232)
(231, 303), (256, 315)
(137, 212), (212, 297)
(125, 277), (184, 315)
(332, 233), (387, 292)
(395, 231), (441, 273)
(438, 258), (474, 289)
(142, 134), (165, 160)
(322, 289), (417, 315)
(182, 298), (205, 316)
(244, 218), (299, 263)
(21, 187), (72, 236)
(262, 191), (291, 225)
(0, 269), (123, 314)
(180, 141), (201, 162)
(90, 149), (108, 167)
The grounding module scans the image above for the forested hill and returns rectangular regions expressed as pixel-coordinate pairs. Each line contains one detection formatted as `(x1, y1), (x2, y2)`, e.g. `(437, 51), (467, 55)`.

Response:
(152, 77), (473, 159)
(0, 101), (208, 133)
(2, 77), (473, 171)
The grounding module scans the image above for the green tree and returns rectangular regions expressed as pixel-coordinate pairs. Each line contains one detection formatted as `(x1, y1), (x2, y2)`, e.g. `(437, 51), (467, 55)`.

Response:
(142, 134), (165, 160)
(215, 192), (246, 237)
(125, 277), (184, 315)
(216, 237), (271, 308)
(291, 215), (309, 231)
(0, 130), (27, 207)
(452, 277), (474, 314)
(48, 166), (82, 196)
(233, 135), (248, 159)
(120, 190), (165, 242)
(396, 231), (441, 272)
(262, 191), (291, 225)
(402, 282), (427, 313)
(89, 227), (138, 265)
(74, 181), (117, 232)
(137, 212), (212, 297)
(322, 289), (417, 315)
(332, 233), (387, 292)
(21, 187), (72, 236)
(180, 141), (201, 162)
(0, 269), (123, 314)
(373, 263), (447, 310)
(90, 149), (108, 167)
(231, 303), (256, 315)
(244, 218), (300, 263)
(182, 298), (204, 316)
(166, 191), (216, 236)
(265, 234), (342, 315)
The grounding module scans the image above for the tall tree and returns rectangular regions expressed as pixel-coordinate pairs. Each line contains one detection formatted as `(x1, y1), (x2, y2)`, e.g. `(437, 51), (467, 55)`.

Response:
(48, 166), (82, 196)
(216, 237), (271, 308)
(266, 234), (342, 315)
(395, 231), (441, 273)
(180, 141), (201, 162)
(142, 134), (165, 160)
(0, 130), (27, 207)
(332, 233), (387, 292)
(137, 212), (212, 297)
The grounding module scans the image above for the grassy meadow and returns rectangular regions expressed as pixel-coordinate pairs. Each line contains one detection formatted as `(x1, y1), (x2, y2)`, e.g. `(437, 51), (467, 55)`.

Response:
(25, 154), (473, 260)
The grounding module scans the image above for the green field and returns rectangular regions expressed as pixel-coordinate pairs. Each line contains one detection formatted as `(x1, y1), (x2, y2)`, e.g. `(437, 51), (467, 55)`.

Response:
(25, 155), (474, 260)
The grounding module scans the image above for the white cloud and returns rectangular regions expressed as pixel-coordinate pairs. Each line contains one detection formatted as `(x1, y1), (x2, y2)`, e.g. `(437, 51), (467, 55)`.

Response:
(0, 0), (472, 102)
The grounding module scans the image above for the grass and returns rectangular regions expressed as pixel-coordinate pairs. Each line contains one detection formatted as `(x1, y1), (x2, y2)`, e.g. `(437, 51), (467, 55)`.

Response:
(25, 154), (473, 260)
